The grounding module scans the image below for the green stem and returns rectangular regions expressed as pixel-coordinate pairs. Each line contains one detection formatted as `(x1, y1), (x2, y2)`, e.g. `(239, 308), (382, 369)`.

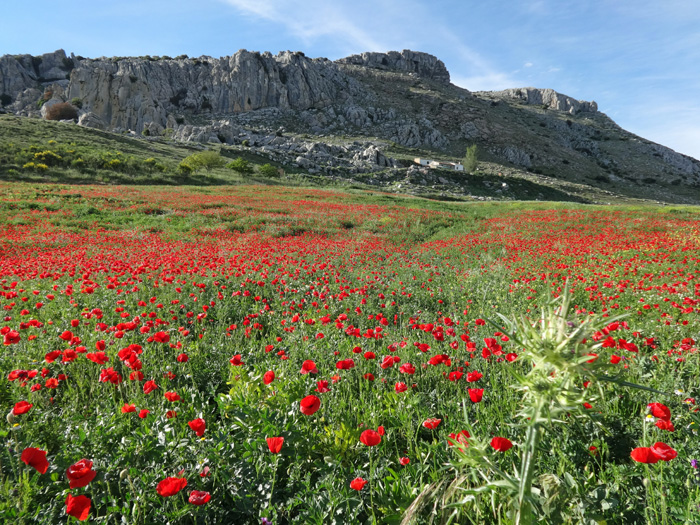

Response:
(369, 449), (377, 525)
(515, 403), (542, 525)
(268, 454), (279, 510)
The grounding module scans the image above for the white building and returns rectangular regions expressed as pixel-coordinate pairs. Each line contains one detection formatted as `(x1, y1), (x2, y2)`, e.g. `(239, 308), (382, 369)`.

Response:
(414, 158), (464, 171)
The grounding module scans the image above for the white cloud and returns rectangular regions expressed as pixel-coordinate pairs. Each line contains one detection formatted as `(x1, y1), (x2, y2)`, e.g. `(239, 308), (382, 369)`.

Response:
(219, 0), (391, 52)
(524, 62), (533, 68)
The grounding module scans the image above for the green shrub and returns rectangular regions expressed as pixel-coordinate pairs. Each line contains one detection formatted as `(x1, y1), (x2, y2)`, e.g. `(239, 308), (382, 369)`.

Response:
(226, 157), (253, 174)
(0, 94), (11, 107)
(181, 151), (225, 172)
(177, 162), (194, 175)
(257, 163), (279, 177)
(70, 97), (82, 109)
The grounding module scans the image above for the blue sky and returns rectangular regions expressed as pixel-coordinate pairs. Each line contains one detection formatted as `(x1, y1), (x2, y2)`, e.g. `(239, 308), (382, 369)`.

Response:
(2, 0), (699, 160)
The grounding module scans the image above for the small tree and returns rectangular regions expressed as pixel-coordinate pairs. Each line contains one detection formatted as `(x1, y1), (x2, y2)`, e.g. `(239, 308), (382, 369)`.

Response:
(463, 144), (478, 173)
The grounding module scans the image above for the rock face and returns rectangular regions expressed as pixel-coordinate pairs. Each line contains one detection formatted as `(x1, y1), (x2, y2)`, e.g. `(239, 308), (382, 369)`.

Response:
(1, 47), (699, 196)
(491, 87), (598, 114)
(65, 50), (365, 133)
(336, 50), (451, 84)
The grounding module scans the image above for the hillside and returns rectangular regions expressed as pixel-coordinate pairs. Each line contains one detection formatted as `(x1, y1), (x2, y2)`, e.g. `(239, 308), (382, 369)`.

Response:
(1, 49), (699, 204)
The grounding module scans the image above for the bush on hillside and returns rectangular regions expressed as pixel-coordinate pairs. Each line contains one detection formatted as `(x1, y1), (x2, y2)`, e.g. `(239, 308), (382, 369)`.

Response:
(180, 151), (225, 172)
(226, 157), (253, 174)
(45, 102), (78, 121)
(258, 163), (279, 177)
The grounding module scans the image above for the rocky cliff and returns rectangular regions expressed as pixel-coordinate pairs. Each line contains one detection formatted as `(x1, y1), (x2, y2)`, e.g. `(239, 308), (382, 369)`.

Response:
(1, 48), (698, 203)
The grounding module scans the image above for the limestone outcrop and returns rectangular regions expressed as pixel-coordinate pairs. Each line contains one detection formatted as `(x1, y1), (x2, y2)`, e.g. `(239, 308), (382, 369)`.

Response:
(491, 87), (598, 114)
(336, 50), (451, 84)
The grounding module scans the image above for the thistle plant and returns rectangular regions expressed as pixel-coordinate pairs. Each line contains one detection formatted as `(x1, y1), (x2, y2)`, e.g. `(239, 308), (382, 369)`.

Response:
(444, 283), (661, 524)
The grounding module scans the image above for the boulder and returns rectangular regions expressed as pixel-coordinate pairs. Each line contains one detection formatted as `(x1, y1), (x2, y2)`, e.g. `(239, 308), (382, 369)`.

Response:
(77, 111), (105, 129)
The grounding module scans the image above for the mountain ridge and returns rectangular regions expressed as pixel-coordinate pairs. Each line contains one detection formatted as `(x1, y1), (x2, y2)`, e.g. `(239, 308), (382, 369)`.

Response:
(0, 48), (698, 204)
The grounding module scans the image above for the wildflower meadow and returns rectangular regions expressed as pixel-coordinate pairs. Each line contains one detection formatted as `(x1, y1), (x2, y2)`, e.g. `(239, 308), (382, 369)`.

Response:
(1, 181), (699, 524)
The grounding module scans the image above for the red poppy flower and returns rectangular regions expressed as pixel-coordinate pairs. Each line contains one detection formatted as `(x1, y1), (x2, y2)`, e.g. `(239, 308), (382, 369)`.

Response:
(300, 360), (318, 374)
(164, 391), (181, 402)
(3, 330), (20, 345)
(336, 358), (355, 370)
(490, 437), (513, 452)
(468, 388), (484, 403)
(45, 350), (61, 363)
(121, 403), (136, 414)
(380, 356), (395, 369)
(299, 395), (320, 415)
(20, 447), (49, 474)
(655, 419), (675, 432)
(86, 352), (109, 364)
(647, 403), (671, 421)
(266, 436), (284, 453)
(99, 367), (122, 385)
(157, 476), (187, 497)
(466, 371), (483, 383)
(399, 363), (416, 374)
(360, 429), (382, 446)
(448, 430), (470, 448)
(399, 456), (410, 465)
(139, 409), (150, 418)
(229, 354), (244, 366)
(153, 331), (170, 343)
(66, 459), (97, 488)
(176, 353), (189, 363)
(630, 447), (660, 464)
(422, 418), (442, 430)
(448, 371), (463, 381)
(315, 380), (330, 393)
(395, 382), (408, 393)
(650, 442), (677, 461)
(166, 410), (177, 419)
(188, 490), (211, 505)
(144, 380), (160, 394)
(263, 370), (275, 385)
(350, 477), (368, 490)
(13, 401), (33, 415)
(65, 494), (91, 521)
(188, 418), (206, 437)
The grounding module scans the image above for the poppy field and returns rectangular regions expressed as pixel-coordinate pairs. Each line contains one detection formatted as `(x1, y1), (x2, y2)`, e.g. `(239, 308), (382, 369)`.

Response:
(1, 181), (700, 524)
